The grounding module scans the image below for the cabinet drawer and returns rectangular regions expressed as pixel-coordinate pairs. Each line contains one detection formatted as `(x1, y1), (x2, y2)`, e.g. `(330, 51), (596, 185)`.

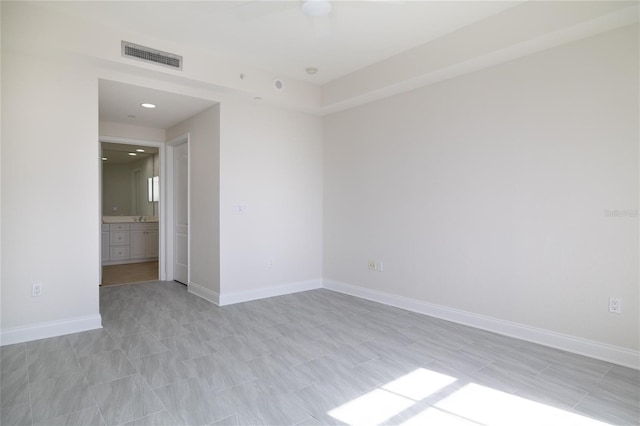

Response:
(130, 223), (159, 231)
(109, 246), (130, 260)
(110, 223), (130, 231)
(110, 230), (130, 245)
(101, 224), (109, 232)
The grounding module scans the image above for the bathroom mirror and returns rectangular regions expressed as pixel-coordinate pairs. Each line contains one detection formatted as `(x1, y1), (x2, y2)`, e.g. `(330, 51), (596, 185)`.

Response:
(102, 143), (159, 216)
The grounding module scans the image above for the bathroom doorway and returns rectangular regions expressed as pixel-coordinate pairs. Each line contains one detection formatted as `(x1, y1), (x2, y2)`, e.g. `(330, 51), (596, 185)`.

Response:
(97, 78), (216, 290)
(100, 141), (163, 286)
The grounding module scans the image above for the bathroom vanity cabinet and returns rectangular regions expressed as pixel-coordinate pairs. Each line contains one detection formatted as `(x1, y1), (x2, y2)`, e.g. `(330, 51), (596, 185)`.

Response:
(130, 223), (159, 260)
(102, 221), (159, 265)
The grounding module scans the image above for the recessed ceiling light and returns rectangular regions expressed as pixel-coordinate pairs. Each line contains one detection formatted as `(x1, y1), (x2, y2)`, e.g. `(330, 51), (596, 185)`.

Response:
(128, 114), (136, 118)
(102, 157), (108, 161)
(128, 152), (137, 156)
(136, 149), (145, 152)
(306, 67), (318, 75)
(140, 103), (156, 109)
(253, 96), (263, 101)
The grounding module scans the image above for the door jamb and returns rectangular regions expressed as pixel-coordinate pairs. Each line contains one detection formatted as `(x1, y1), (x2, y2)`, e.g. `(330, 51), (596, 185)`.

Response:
(165, 133), (190, 284)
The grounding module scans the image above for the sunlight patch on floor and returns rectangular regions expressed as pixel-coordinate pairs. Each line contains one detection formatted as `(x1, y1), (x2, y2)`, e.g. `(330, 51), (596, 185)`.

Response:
(382, 368), (457, 401)
(400, 407), (480, 426)
(328, 368), (457, 425)
(435, 383), (612, 426)
(327, 368), (615, 426)
(328, 388), (415, 425)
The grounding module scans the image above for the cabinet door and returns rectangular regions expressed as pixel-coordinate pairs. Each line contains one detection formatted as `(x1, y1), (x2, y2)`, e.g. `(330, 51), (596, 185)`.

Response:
(147, 230), (159, 258)
(130, 230), (147, 259)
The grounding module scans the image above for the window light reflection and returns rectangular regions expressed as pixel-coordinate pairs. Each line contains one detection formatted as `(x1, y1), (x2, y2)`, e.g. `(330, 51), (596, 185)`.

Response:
(382, 368), (457, 401)
(435, 383), (612, 426)
(327, 368), (615, 426)
(328, 368), (457, 425)
(328, 388), (414, 425)
(400, 407), (477, 426)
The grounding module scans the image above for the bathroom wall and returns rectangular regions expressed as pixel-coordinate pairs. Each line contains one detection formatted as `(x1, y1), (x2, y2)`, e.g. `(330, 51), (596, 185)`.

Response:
(102, 154), (158, 217)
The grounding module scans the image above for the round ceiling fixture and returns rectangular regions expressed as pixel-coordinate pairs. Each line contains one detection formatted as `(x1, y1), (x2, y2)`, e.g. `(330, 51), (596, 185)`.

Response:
(140, 103), (156, 109)
(273, 79), (284, 91)
(300, 0), (331, 18)
(306, 67), (318, 75)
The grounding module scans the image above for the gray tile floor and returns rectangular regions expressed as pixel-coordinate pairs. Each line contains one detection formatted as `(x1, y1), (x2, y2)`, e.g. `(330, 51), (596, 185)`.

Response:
(1, 281), (638, 425)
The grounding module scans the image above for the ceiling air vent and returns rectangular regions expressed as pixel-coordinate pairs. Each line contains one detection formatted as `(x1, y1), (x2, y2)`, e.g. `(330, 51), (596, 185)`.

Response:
(121, 41), (182, 70)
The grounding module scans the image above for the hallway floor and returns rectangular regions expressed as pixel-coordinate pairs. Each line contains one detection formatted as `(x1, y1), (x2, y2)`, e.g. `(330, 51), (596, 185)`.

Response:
(1, 281), (638, 425)
(101, 262), (159, 286)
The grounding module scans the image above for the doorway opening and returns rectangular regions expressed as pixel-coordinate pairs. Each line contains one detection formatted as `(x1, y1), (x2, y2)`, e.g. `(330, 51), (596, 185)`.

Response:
(100, 140), (163, 286)
(97, 78), (215, 292)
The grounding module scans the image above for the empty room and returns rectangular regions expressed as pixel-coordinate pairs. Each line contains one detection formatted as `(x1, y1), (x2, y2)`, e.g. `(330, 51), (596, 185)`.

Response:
(1, 1), (638, 425)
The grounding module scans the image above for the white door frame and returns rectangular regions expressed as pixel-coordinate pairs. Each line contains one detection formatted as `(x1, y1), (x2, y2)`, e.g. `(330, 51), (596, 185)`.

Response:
(165, 133), (190, 283)
(99, 136), (167, 281)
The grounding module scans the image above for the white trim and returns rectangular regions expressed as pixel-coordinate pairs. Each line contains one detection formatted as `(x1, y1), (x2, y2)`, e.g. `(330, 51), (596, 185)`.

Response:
(218, 279), (323, 306)
(318, 6), (639, 115)
(188, 281), (220, 306)
(0, 315), (102, 346)
(165, 134), (190, 284)
(100, 136), (164, 145)
(165, 144), (175, 281)
(323, 279), (640, 370)
(188, 279), (323, 307)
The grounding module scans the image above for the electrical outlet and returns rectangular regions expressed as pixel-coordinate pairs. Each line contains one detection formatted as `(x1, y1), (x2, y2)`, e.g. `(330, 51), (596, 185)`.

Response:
(32, 283), (42, 297)
(368, 260), (377, 271)
(609, 297), (621, 314)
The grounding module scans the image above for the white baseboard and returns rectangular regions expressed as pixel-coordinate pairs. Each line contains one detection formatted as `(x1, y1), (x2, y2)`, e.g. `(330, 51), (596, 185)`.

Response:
(0, 314), (102, 346)
(324, 279), (639, 370)
(218, 279), (323, 306)
(188, 281), (221, 306)
(7, 279), (634, 369)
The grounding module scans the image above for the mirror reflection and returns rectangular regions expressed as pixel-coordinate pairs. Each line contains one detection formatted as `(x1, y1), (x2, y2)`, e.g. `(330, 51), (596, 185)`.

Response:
(101, 142), (159, 217)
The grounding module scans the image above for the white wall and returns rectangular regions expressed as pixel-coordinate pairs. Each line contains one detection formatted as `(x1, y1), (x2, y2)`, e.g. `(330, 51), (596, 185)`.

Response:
(1, 47), (101, 337)
(219, 98), (324, 301)
(2, 0), (635, 367)
(100, 121), (166, 142)
(324, 25), (639, 352)
(0, 2), (4, 335)
(0, 2), (322, 342)
(166, 106), (221, 295)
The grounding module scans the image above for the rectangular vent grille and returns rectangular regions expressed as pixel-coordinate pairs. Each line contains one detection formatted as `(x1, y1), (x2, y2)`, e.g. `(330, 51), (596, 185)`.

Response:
(121, 41), (182, 70)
